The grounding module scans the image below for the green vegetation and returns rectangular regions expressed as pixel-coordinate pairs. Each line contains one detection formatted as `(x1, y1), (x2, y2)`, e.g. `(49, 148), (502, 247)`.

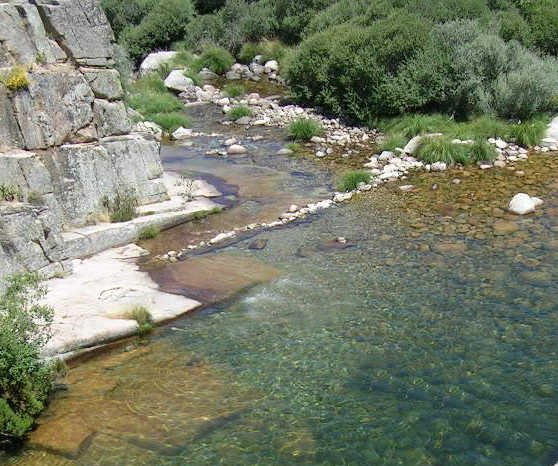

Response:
(102, 189), (139, 223)
(138, 225), (161, 240)
(337, 170), (371, 192)
(1, 66), (30, 91)
(195, 45), (234, 74)
(0, 185), (21, 202)
(287, 118), (324, 141)
(126, 73), (190, 132)
(468, 139), (498, 163)
(223, 83), (246, 98)
(0, 273), (55, 440)
(286, 142), (302, 154)
(228, 105), (252, 120)
(120, 0), (195, 63)
(237, 40), (288, 64)
(416, 137), (467, 165)
(127, 306), (154, 337)
(510, 119), (548, 147)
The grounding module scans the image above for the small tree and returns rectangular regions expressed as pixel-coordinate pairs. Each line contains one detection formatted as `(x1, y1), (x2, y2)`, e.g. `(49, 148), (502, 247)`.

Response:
(0, 273), (54, 441)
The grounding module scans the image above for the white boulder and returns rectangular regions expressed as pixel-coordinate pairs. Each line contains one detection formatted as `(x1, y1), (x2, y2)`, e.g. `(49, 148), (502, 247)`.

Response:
(508, 193), (543, 215)
(139, 51), (178, 76)
(164, 70), (194, 92)
(264, 60), (279, 74)
(172, 127), (194, 140)
(227, 144), (248, 154)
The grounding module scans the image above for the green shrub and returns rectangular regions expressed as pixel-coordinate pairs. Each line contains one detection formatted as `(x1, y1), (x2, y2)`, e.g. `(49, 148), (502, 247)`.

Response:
(103, 189), (139, 223)
(101, 0), (158, 38)
(337, 170), (371, 192)
(493, 8), (532, 46)
(195, 45), (234, 74)
(416, 137), (469, 165)
(223, 83), (246, 97)
(0, 273), (55, 440)
(127, 90), (183, 115)
(138, 225), (161, 240)
(183, 0), (276, 54)
(122, 0), (195, 63)
(521, 1), (558, 56)
(287, 14), (432, 122)
(193, 0), (225, 14)
(287, 118), (324, 141)
(382, 114), (454, 138)
(304, 0), (373, 37)
(238, 42), (260, 64)
(510, 119), (548, 147)
(228, 105), (252, 120)
(148, 112), (190, 132)
(468, 139), (497, 162)
(127, 306), (154, 337)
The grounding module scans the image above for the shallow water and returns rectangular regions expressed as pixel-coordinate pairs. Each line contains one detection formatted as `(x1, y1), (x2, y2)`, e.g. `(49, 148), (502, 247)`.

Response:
(4, 151), (558, 464)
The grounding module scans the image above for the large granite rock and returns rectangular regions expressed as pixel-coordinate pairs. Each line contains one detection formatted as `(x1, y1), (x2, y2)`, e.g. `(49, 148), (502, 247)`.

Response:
(81, 68), (123, 100)
(0, 2), (65, 67)
(93, 99), (131, 137)
(36, 0), (115, 66)
(12, 67), (94, 149)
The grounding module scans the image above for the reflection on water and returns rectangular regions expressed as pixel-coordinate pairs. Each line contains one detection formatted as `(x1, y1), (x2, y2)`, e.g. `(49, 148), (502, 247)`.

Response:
(4, 155), (558, 465)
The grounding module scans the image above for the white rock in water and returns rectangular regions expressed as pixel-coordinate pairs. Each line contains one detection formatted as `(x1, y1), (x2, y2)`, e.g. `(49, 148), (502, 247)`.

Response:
(139, 51), (178, 75)
(164, 70), (194, 92)
(508, 193), (543, 215)
(224, 138), (237, 146)
(209, 231), (236, 244)
(431, 162), (447, 172)
(227, 144), (247, 154)
(278, 148), (293, 155)
(172, 127), (193, 140)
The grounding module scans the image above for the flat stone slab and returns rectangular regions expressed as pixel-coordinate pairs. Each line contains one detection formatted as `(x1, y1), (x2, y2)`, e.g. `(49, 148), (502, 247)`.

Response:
(63, 198), (221, 259)
(42, 244), (201, 357)
(149, 253), (281, 302)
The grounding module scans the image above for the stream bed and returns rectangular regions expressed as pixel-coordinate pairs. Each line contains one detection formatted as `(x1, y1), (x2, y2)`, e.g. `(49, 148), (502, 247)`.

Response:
(2, 104), (558, 465)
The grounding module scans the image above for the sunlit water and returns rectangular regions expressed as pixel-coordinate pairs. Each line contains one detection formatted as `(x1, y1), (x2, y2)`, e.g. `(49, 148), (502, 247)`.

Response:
(3, 151), (558, 465)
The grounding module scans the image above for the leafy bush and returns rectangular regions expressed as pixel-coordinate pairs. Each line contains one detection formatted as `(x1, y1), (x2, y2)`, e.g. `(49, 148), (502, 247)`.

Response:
(2, 66), (30, 91)
(100, 0), (157, 39)
(138, 225), (161, 240)
(223, 83), (246, 97)
(183, 0), (276, 54)
(304, 0), (370, 37)
(287, 14), (432, 122)
(122, 0), (195, 63)
(228, 105), (252, 120)
(193, 0), (226, 14)
(0, 273), (54, 440)
(493, 8), (532, 46)
(288, 118), (324, 141)
(337, 170), (371, 192)
(237, 40), (288, 64)
(521, 1), (558, 56)
(195, 45), (234, 74)
(103, 189), (139, 223)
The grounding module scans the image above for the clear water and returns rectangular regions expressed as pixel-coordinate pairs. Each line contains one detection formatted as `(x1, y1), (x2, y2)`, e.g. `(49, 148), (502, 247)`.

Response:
(4, 150), (558, 465)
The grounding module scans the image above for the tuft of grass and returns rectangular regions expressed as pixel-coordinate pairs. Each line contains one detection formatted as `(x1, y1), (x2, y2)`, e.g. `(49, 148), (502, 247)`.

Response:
(2, 66), (30, 91)
(337, 170), (371, 192)
(288, 118), (324, 141)
(223, 83), (246, 98)
(0, 185), (21, 202)
(127, 90), (183, 115)
(469, 139), (498, 163)
(102, 189), (139, 223)
(228, 105), (252, 121)
(138, 225), (161, 240)
(510, 119), (547, 147)
(382, 114), (453, 139)
(379, 132), (407, 152)
(127, 306), (154, 337)
(184, 70), (202, 86)
(238, 40), (288, 65)
(416, 137), (468, 165)
(147, 112), (190, 132)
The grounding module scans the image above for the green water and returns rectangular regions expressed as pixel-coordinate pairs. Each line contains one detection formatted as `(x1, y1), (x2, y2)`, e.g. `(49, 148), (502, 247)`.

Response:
(4, 145), (558, 466)
(5, 161), (558, 465)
